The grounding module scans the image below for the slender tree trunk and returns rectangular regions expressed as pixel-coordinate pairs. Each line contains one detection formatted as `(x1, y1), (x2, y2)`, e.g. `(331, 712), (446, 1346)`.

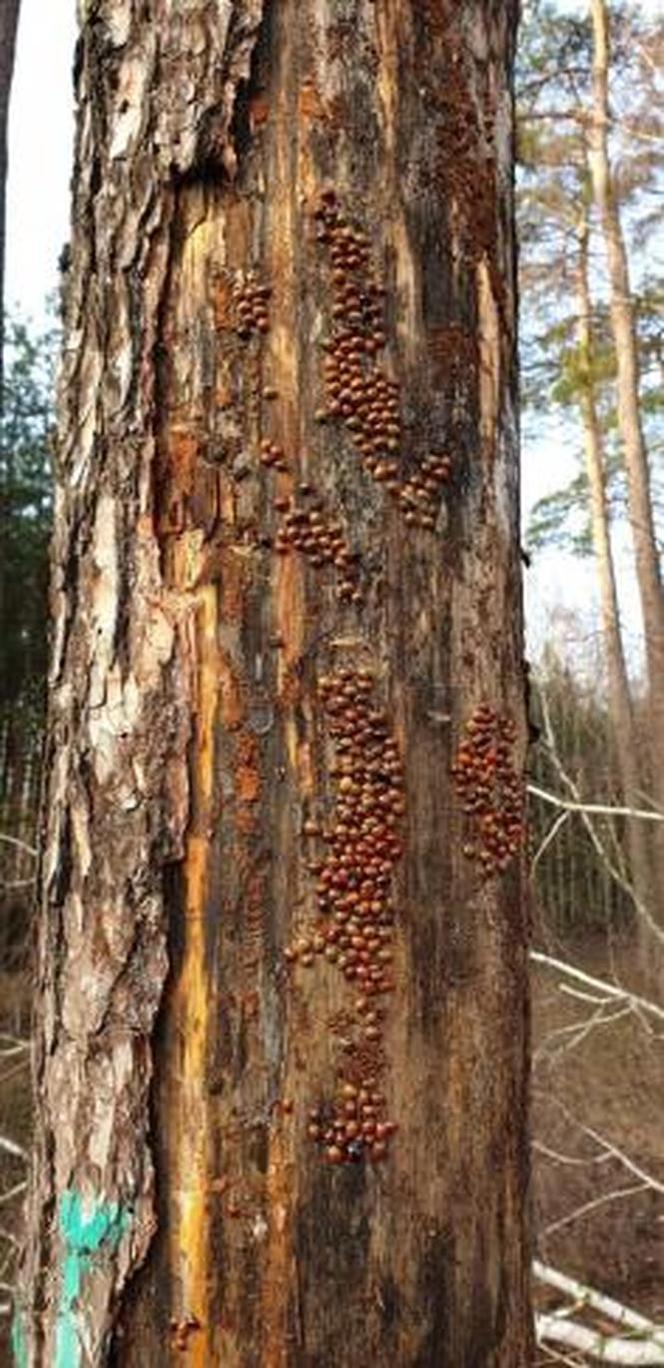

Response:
(588, 0), (664, 859)
(0, 0), (20, 397)
(18, 4), (532, 1365)
(0, 0), (21, 729)
(576, 209), (657, 930)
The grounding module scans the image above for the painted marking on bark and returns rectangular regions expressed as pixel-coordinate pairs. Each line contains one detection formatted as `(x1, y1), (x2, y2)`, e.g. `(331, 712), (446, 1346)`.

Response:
(55, 1191), (130, 1368)
(10, 1308), (28, 1368)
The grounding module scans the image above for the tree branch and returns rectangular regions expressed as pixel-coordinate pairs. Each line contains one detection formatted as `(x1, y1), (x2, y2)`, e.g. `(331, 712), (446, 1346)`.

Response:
(535, 1261), (664, 1341)
(528, 783), (664, 823)
(535, 1313), (664, 1365)
(541, 1181), (649, 1236)
(530, 950), (664, 1026)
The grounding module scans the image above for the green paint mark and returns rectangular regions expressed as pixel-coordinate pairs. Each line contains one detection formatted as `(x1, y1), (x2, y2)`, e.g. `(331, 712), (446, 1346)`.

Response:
(55, 1190), (130, 1368)
(11, 1305), (28, 1368)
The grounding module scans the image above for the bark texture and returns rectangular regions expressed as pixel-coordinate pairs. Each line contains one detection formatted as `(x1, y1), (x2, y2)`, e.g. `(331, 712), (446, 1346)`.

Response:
(19, 2), (531, 1365)
(0, 0), (20, 396)
(588, 0), (664, 887)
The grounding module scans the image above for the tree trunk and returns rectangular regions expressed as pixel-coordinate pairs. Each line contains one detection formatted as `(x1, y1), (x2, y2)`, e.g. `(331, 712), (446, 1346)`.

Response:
(576, 208), (657, 931)
(0, 0), (20, 396)
(0, 0), (21, 729)
(588, 0), (664, 867)
(17, 3), (532, 1365)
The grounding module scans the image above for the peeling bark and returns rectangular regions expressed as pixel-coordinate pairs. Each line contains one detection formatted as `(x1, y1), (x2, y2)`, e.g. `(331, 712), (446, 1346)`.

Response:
(19, 2), (532, 1365)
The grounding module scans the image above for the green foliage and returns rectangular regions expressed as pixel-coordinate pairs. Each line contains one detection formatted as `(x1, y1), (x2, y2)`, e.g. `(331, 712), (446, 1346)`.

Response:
(0, 315), (56, 735)
(527, 470), (594, 557)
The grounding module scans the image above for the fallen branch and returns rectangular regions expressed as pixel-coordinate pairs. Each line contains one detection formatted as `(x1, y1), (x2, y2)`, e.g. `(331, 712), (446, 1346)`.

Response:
(534, 1262), (664, 1345)
(536, 1313), (664, 1365)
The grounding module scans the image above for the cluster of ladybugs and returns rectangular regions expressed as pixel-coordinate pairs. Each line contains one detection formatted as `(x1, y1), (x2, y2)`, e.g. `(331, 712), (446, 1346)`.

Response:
(314, 190), (452, 530)
(285, 667), (404, 1164)
(451, 704), (524, 875)
(306, 1078), (397, 1166)
(272, 493), (364, 604)
(233, 274), (271, 338)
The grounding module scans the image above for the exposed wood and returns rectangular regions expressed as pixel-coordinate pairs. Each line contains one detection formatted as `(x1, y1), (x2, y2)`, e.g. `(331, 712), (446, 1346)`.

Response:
(19, 2), (532, 1364)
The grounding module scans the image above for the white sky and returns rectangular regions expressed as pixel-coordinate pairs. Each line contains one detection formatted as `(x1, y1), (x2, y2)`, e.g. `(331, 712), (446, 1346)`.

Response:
(5, 0), (76, 324)
(4, 0), (654, 677)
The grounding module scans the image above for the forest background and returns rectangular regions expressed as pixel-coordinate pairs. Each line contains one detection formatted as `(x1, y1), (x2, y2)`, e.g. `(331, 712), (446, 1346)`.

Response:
(0, 1), (662, 1364)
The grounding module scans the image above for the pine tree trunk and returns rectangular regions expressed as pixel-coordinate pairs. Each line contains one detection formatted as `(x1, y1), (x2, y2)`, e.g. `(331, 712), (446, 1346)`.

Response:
(588, 0), (664, 892)
(0, 0), (21, 731)
(576, 210), (658, 931)
(17, 4), (532, 1365)
(0, 0), (20, 395)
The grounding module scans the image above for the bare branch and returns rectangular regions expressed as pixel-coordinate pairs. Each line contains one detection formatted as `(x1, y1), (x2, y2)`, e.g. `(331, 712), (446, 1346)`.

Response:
(534, 1262), (664, 1352)
(0, 1134), (26, 1162)
(532, 809), (570, 870)
(536, 1314), (664, 1365)
(528, 783), (664, 823)
(533, 1139), (612, 1169)
(541, 1181), (649, 1236)
(0, 1181), (26, 1208)
(530, 950), (664, 1026)
(0, 834), (37, 858)
(534, 1002), (633, 1062)
(535, 1092), (664, 1199)
(534, 689), (664, 951)
(536, 1264), (662, 1351)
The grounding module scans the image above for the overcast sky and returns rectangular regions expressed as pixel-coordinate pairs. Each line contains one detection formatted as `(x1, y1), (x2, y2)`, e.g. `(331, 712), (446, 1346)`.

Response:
(6, 0), (76, 323)
(5, 0), (651, 673)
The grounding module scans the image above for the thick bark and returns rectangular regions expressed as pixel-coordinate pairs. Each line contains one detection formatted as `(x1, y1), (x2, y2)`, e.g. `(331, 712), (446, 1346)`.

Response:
(576, 210), (657, 928)
(18, 3), (531, 1365)
(588, 0), (664, 860)
(0, 0), (20, 397)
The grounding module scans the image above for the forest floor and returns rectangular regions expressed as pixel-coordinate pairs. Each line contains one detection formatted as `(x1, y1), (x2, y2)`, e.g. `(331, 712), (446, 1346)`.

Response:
(531, 921), (664, 1362)
(0, 929), (662, 1365)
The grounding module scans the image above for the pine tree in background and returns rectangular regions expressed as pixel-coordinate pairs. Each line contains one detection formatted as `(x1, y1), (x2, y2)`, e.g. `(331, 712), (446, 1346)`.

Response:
(518, 0), (664, 941)
(0, 316), (54, 955)
(587, 0), (664, 908)
(0, 0), (21, 398)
